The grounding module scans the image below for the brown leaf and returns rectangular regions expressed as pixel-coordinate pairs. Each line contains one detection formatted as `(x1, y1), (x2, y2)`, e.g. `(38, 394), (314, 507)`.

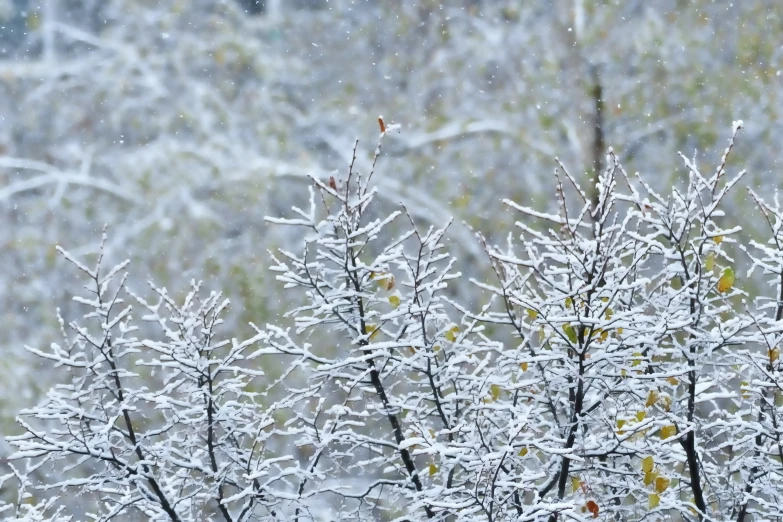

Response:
(586, 500), (599, 518)
(328, 176), (337, 190)
(378, 116), (386, 133)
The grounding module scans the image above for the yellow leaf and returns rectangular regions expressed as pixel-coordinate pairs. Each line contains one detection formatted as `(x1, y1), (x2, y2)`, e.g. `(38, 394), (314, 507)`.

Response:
(705, 251), (715, 271)
(433, 344), (441, 352)
(527, 308), (538, 320)
(214, 49), (226, 65)
(490, 384), (502, 401)
(26, 13), (41, 30)
(565, 297), (574, 309)
(428, 463), (438, 476)
(636, 411), (646, 422)
(717, 267), (735, 293)
(621, 369), (628, 377)
(644, 470), (659, 486)
(366, 324), (381, 341)
(632, 352), (643, 367)
(600, 330), (609, 342)
(520, 362), (529, 372)
(374, 273), (394, 290)
(740, 381), (751, 399)
(617, 327), (624, 335)
(605, 308), (614, 320)
(660, 425), (677, 439)
(649, 493), (660, 509)
(445, 325), (460, 342)
(645, 390), (659, 408)
(571, 476), (580, 493)
(655, 476), (670, 493)
(661, 395), (672, 411)
(408, 346), (416, 355)
(714, 235), (724, 245)
(518, 447), (528, 457)
(770, 347), (780, 364)
(388, 295), (401, 309)
(666, 377), (678, 386)
(642, 456), (654, 473)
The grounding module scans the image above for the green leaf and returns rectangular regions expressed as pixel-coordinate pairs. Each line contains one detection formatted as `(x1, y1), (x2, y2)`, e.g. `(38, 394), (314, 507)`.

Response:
(563, 324), (578, 343)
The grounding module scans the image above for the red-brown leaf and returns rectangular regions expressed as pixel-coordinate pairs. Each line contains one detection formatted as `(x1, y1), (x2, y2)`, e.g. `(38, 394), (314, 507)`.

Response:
(586, 500), (599, 518)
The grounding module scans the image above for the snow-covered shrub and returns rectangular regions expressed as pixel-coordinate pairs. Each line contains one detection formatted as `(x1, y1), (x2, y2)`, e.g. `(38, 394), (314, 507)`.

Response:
(4, 123), (783, 521)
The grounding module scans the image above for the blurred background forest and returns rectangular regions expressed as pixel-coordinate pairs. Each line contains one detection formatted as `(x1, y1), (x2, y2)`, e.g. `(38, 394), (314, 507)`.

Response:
(0, 0), (781, 456)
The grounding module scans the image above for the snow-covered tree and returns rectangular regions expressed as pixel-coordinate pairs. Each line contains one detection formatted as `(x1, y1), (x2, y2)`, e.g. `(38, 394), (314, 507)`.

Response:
(5, 123), (783, 521)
